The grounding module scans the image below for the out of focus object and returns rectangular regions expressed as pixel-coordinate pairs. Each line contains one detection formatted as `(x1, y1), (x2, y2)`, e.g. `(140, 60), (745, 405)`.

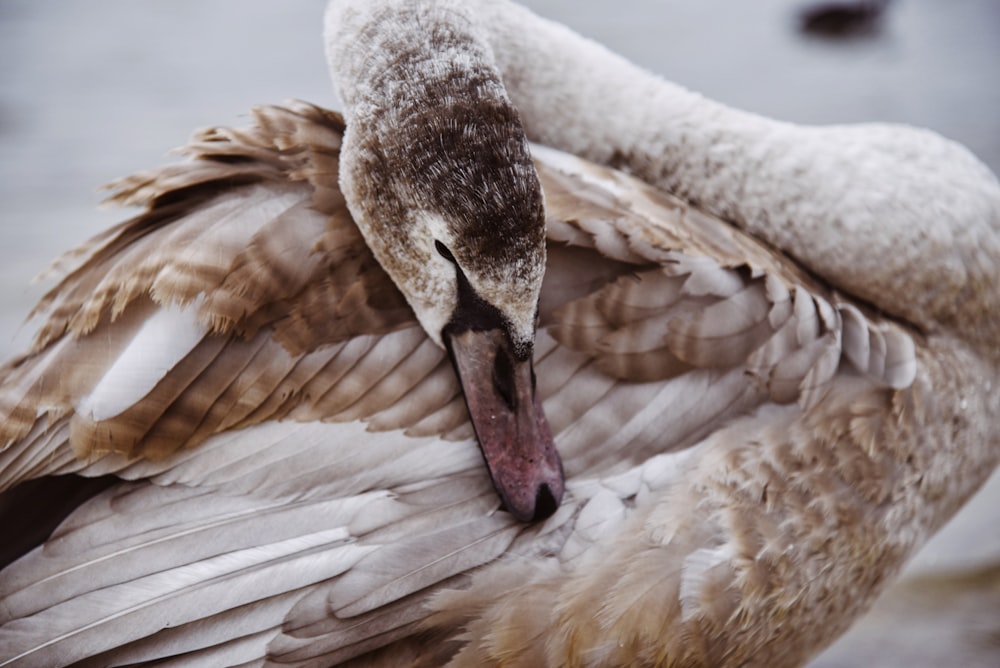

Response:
(798, 0), (892, 38)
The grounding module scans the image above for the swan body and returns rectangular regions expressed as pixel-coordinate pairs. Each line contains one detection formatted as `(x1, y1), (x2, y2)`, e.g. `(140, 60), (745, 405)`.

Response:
(0, 1), (998, 666)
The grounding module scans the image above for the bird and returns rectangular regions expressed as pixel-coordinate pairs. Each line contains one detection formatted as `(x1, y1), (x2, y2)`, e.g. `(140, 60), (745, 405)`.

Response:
(1, 0), (998, 666)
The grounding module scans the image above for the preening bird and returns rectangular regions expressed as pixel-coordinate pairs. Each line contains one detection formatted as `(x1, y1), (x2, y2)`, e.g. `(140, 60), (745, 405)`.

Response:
(1, 0), (998, 666)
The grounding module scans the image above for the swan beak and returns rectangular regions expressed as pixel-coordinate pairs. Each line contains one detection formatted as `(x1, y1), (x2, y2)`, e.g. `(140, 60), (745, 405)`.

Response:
(445, 328), (564, 522)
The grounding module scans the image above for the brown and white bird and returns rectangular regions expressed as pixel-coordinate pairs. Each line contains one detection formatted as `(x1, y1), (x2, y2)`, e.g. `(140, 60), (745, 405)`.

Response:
(1, 0), (998, 666)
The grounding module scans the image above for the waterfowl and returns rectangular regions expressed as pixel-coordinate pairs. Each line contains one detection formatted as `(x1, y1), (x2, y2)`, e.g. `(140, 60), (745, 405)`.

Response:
(0, 0), (998, 666)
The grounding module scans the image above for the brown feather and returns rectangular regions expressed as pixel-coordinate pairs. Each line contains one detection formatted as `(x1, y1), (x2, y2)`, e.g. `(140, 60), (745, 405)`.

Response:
(0, 99), (965, 668)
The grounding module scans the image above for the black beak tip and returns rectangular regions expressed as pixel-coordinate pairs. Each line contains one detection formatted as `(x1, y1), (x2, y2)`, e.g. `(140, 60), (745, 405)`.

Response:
(532, 482), (560, 522)
(504, 481), (561, 523)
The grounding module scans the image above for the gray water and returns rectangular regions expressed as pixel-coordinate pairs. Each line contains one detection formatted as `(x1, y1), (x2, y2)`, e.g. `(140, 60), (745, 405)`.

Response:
(1, 1), (998, 665)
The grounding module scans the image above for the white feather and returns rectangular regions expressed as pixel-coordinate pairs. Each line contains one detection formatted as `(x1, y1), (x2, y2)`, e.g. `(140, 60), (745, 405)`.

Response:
(76, 301), (207, 422)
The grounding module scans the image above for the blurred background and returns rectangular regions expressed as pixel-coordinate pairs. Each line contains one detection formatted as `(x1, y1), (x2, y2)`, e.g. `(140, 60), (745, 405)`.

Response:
(1, 1), (998, 665)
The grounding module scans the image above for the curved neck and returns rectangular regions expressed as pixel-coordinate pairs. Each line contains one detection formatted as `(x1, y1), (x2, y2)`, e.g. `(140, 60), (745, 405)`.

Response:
(475, 1), (771, 206)
(471, 0), (1000, 359)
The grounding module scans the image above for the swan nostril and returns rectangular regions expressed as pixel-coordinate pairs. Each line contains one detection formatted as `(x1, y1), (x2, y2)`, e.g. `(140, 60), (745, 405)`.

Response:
(532, 483), (558, 522)
(492, 347), (517, 411)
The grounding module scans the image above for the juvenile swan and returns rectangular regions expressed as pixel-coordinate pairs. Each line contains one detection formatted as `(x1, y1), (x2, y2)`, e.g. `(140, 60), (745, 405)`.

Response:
(0, 0), (998, 666)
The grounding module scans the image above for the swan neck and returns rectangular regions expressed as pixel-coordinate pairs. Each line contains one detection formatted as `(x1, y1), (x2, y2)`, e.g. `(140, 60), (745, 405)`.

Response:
(474, 0), (767, 210)
(474, 0), (1000, 358)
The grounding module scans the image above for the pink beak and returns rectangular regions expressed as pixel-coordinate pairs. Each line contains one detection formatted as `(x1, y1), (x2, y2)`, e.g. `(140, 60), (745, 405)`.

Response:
(445, 327), (563, 522)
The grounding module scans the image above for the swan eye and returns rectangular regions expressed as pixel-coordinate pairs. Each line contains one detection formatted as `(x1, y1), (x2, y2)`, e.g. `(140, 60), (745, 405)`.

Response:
(435, 240), (457, 264)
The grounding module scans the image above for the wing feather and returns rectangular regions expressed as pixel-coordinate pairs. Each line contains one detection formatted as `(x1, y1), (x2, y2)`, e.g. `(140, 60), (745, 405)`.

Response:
(0, 102), (922, 666)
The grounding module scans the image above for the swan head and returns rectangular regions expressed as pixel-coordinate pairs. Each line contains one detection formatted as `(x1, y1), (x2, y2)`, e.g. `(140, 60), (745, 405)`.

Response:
(326, 0), (563, 521)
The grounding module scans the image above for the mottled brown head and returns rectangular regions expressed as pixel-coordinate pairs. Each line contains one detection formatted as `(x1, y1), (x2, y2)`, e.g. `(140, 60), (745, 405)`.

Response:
(326, 0), (561, 521)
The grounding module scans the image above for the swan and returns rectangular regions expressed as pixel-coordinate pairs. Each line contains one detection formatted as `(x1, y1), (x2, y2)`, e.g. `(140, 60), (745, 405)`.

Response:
(0, 0), (998, 665)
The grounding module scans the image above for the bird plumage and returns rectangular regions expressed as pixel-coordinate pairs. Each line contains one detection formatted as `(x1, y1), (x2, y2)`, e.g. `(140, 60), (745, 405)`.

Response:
(1, 0), (999, 665)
